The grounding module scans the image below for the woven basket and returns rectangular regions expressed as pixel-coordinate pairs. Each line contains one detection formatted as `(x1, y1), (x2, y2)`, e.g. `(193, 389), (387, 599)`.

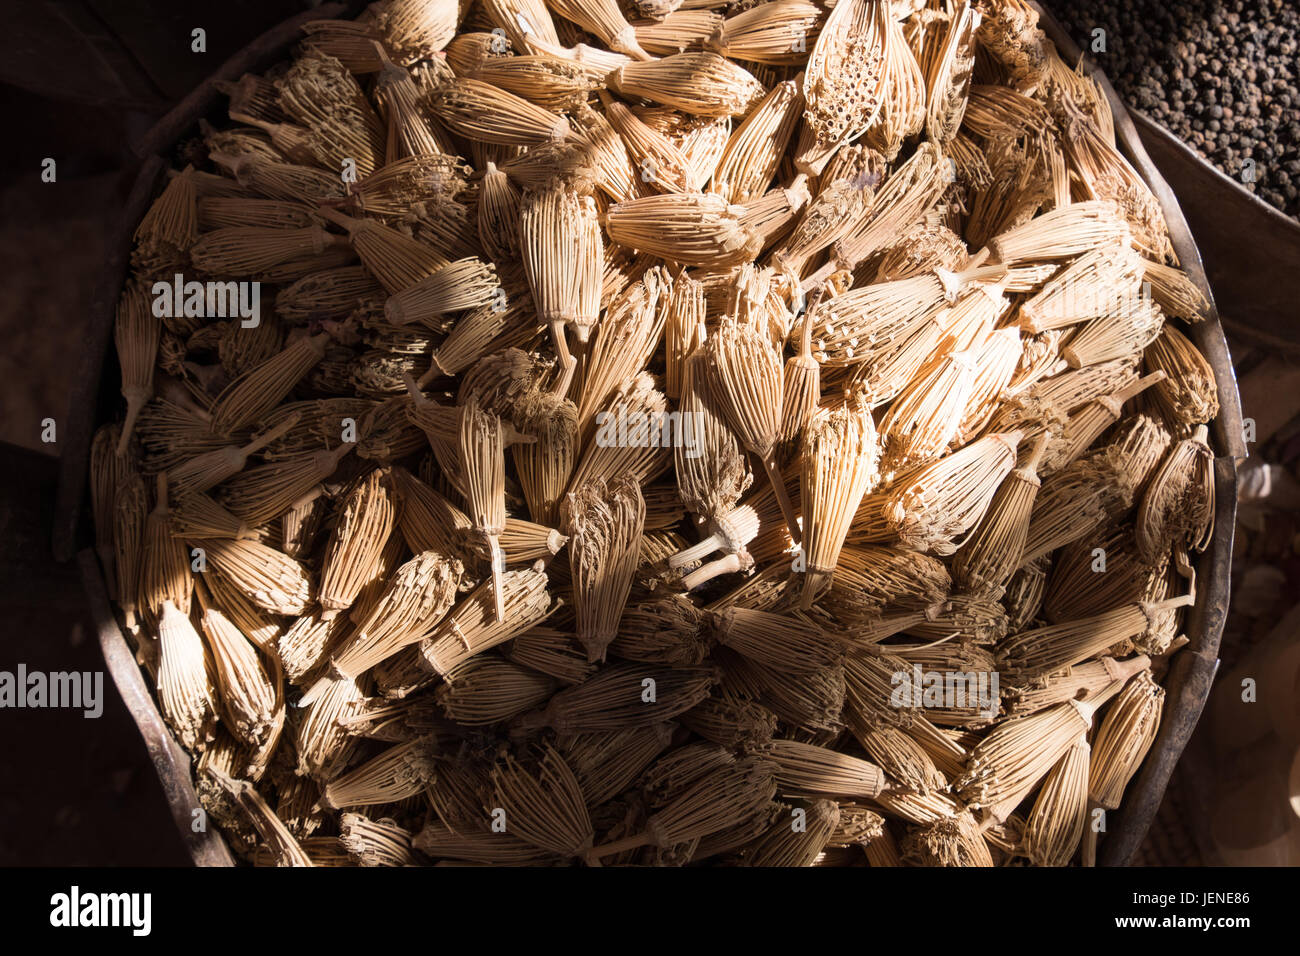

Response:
(50, 0), (1242, 867)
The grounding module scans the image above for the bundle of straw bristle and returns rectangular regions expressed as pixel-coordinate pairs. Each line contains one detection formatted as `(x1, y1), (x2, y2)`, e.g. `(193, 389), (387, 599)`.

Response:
(91, 0), (1220, 867)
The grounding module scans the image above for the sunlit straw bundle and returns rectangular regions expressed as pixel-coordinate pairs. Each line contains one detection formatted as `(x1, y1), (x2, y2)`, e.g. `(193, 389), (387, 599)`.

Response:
(565, 476), (645, 662)
(997, 595), (1193, 682)
(1061, 299), (1165, 370)
(220, 443), (354, 527)
(1003, 654), (1150, 720)
(506, 628), (596, 685)
(712, 79), (803, 205)
(476, 162), (522, 264)
(203, 566), (283, 656)
(708, 2), (823, 65)
(778, 297), (821, 463)
(605, 192), (763, 267)
(706, 312), (801, 543)
(809, 141), (951, 285)
(383, 258), (500, 326)
(799, 393), (880, 605)
(1020, 446), (1136, 564)
(210, 333), (331, 433)
(317, 469), (396, 618)
(139, 475), (192, 628)
(1135, 424), (1215, 565)
(520, 182), (599, 363)
(776, 172), (878, 277)
(862, 10), (926, 160)
(634, 10), (720, 55)
(797, 0), (886, 172)
(611, 53), (765, 117)
(391, 465), (473, 556)
(805, 268), (960, 368)
(879, 346), (977, 474)
(548, 0), (651, 59)
(277, 611), (347, 686)
(293, 672), (366, 779)
(201, 538), (312, 616)
(601, 94), (691, 194)
(956, 692), (1111, 818)
(200, 604), (278, 750)
(882, 430), (1022, 555)
(1088, 669), (1164, 813)
(459, 397), (509, 617)
(212, 152), (346, 204)
(481, 518), (566, 563)
(167, 414), (299, 499)
(1017, 243), (1145, 333)
(712, 607), (841, 674)
(1042, 372), (1165, 474)
(822, 544), (950, 620)
(1143, 325), (1220, 427)
(922, 0), (977, 143)
(1142, 259), (1212, 324)
(575, 267), (670, 435)
(765, 739), (889, 800)
(986, 200), (1127, 266)
(846, 718), (946, 796)
(320, 735), (440, 809)
(955, 327), (1024, 443)
(156, 599), (218, 751)
(875, 215), (971, 282)
(1021, 734), (1089, 866)
(419, 564), (552, 675)
(471, 54), (601, 114)
(950, 432), (1046, 590)
(433, 77), (571, 146)
(376, 56), (455, 159)
(675, 324), (752, 524)
(306, 550), (462, 700)
(316, 208), (450, 293)
(569, 371), (672, 490)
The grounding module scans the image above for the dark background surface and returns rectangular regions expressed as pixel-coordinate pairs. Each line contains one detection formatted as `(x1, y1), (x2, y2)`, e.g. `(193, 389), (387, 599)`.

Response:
(0, 0), (1292, 865)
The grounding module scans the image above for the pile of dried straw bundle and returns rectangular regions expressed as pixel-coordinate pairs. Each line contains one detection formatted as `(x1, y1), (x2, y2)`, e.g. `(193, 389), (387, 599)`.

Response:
(92, 0), (1218, 867)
